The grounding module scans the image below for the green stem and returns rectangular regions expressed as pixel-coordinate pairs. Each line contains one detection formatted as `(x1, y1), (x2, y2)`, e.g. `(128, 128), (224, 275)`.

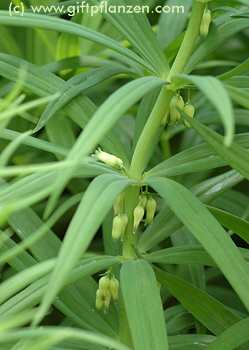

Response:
(129, 1), (205, 179)
(129, 86), (173, 179)
(168, 1), (206, 80)
(119, 1), (206, 341)
(160, 132), (171, 159)
(122, 186), (140, 258)
(122, 0), (206, 256)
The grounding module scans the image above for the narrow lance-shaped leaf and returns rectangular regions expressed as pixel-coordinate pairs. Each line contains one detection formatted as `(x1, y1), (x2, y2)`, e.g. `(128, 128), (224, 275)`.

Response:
(207, 206), (249, 244)
(45, 76), (165, 216)
(186, 18), (249, 73)
(0, 328), (131, 350)
(147, 177), (249, 313)
(0, 11), (150, 72)
(0, 235), (117, 336)
(34, 64), (132, 132)
(185, 116), (249, 181)
(0, 53), (128, 160)
(146, 245), (249, 267)
(0, 254), (118, 306)
(206, 318), (249, 350)
(121, 260), (169, 350)
(89, 0), (170, 75)
(155, 268), (242, 336)
(34, 173), (132, 325)
(145, 133), (249, 178)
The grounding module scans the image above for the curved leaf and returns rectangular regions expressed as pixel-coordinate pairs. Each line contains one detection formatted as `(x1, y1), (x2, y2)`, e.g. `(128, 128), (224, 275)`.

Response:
(121, 260), (169, 350)
(147, 177), (249, 312)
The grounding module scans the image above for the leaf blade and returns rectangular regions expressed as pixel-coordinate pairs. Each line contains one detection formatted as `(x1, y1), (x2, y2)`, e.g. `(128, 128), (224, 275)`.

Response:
(121, 260), (169, 350)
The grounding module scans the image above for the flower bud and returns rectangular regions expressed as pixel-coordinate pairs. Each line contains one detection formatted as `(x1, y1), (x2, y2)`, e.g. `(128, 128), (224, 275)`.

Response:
(184, 104), (195, 118)
(183, 103), (195, 127)
(113, 192), (125, 215)
(138, 195), (147, 209)
(96, 289), (104, 310)
(133, 205), (144, 233)
(103, 292), (111, 310)
(99, 276), (111, 293)
(175, 95), (185, 110)
(112, 214), (128, 240)
(146, 197), (157, 225)
(200, 8), (212, 37)
(94, 148), (123, 169)
(109, 277), (119, 301)
(169, 95), (184, 124)
(170, 107), (180, 124)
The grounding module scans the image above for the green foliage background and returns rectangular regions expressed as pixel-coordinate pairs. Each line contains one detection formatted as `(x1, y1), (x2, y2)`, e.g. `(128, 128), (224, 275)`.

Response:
(0, 0), (248, 349)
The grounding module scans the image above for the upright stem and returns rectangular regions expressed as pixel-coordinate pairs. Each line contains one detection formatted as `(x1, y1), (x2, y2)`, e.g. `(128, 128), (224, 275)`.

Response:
(122, 0), (206, 252)
(119, 0), (206, 341)
(122, 185), (140, 258)
(129, 1), (205, 180)
(129, 86), (173, 179)
(168, 1), (206, 80)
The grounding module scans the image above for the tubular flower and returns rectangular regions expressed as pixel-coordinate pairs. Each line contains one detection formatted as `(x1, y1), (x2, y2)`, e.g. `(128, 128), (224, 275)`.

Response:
(112, 214), (128, 240)
(109, 277), (119, 301)
(113, 192), (125, 215)
(183, 103), (195, 127)
(96, 275), (119, 310)
(146, 197), (157, 225)
(133, 205), (145, 233)
(169, 95), (185, 124)
(99, 276), (111, 293)
(94, 148), (124, 169)
(138, 194), (147, 208)
(200, 8), (212, 37)
(95, 289), (105, 310)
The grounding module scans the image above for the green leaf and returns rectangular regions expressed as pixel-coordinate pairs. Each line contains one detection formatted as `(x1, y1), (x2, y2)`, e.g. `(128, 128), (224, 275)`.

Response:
(89, 0), (169, 75)
(0, 235), (118, 336)
(0, 310), (37, 332)
(226, 86), (249, 109)
(0, 194), (81, 265)
(219, 57), (249, 80)
(207, 206), (249, 244)
(186, 18), (249, 73)
(34, 174), (132, 325)
(147, 177), (249, 312)
(0, 260), (54, 304)
(0, 255), (118, 305)
(236, 0), (249, 5)
(34, 64), (131, 132)
(146, 246), (215, 266)
(146, 245), (249, 267)
(140, 170), (243, 252)
(169, 335), (214, 349)
(175, 74), (234, 145)
(0, 327), (130, 350)
(46, 76), (165, 216)
(206, 318), (249, 350)
(185, 116), (249, 181)
(156, 269), (241, 335)
(146, 133), (249, 178)
(121, 260), (169, 350)
(0, 10), (149, 72)
(166, 305), (194, 335)
(0, 53), (129, 160)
